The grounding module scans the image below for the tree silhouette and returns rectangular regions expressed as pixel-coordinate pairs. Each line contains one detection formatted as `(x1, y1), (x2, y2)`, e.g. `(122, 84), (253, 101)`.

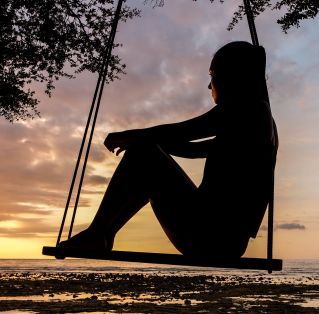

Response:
(0, 0), (139, 122)
(150, 0), (318, 32)
(225, 0), (319, 32)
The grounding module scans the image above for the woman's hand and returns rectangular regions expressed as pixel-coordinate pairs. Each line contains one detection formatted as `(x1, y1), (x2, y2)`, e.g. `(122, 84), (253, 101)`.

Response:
(104, 129), (145, 155)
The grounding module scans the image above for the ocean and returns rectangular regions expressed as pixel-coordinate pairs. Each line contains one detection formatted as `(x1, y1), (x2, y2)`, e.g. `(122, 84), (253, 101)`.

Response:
(0, 258), (318, 284)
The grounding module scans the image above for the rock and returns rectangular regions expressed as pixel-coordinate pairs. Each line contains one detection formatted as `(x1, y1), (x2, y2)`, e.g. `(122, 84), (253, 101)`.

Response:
(184, 299), (191, 305)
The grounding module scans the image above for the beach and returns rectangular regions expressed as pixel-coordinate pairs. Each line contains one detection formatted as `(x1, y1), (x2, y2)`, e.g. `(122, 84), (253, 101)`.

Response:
(0, 259), (318, 313)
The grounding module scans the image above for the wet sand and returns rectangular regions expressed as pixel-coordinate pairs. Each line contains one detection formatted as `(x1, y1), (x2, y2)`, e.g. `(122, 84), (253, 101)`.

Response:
(0, 272), (318, 313)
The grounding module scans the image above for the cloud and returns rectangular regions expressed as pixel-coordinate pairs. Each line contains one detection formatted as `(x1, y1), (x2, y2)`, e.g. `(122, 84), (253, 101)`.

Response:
(276, 223), (306, 230)
(85, 175), (110, 186)
(0, 217), (58, 238)
(258, 223), (306, 232)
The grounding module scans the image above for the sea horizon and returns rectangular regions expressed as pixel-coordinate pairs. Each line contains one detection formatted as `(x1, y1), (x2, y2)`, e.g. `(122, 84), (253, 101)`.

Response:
(0, 258), (318, 281)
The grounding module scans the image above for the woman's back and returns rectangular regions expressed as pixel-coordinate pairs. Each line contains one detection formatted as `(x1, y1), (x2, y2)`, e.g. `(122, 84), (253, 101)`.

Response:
(199, 98), (278, 238)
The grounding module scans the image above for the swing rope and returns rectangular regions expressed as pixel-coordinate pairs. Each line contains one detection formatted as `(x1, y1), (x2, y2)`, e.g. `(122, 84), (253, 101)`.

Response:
(243, 0), (275, 271)
(243, 0), (259, 46)
(56, 0), (124, 246)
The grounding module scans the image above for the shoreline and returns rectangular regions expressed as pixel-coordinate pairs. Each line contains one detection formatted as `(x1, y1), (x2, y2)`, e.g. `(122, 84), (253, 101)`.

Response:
(0, 272), (318, 313)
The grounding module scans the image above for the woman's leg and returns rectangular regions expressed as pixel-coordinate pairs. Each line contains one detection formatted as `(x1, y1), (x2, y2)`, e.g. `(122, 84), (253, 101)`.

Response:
(60, 142), (249, 257)
(59, 143), (197, 250)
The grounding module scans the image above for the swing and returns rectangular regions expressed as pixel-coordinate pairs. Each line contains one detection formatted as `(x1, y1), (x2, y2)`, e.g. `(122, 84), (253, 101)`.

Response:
(42, 0), (283, 273)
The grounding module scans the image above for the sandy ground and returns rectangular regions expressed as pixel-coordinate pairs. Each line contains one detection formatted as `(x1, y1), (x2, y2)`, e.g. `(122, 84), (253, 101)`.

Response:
(0, 272), (318, 313)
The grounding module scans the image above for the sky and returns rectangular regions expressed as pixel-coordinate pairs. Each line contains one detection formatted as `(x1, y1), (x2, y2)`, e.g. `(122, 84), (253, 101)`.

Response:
(0, 0), (319, 259)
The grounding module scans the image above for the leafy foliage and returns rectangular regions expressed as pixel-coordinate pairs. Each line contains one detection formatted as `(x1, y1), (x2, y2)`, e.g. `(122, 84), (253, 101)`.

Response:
(274, 0), (319, 32)
(225, 0), (318, 32)
(0, 0), (139, 122)
(149, 0), (318, 32)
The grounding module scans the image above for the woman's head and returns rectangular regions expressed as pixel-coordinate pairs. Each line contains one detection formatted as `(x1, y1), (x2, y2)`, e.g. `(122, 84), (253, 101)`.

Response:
(209, 41), (267, 103)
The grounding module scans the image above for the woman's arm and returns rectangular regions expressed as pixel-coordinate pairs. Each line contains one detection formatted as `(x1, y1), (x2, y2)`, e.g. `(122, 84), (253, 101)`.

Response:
(145, 105), (221, 142)
(105, 105), (222, 155)
(160, 138), (215, 158)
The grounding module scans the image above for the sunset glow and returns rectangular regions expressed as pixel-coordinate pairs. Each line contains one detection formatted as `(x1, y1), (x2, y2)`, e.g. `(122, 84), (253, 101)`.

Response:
(1, 0), (319, 259)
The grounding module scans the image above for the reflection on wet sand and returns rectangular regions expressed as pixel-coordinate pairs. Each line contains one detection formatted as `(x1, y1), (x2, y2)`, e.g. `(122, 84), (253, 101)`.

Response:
(0, 272), (318, 313)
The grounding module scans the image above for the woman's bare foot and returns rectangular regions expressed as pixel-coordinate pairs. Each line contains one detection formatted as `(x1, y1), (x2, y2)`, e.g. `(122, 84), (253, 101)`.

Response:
(58, 228), (114, 251)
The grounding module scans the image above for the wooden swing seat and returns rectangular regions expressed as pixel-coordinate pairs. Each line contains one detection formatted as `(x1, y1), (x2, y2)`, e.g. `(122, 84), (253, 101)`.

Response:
(42, 246), (282, 271)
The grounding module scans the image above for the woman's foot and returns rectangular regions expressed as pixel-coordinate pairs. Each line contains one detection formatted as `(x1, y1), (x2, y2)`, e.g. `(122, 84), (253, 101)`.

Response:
(58, 228), (114, 251)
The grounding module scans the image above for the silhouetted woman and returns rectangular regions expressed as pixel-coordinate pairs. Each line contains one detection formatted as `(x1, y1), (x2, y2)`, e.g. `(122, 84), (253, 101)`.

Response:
(60, 41), (278, 258)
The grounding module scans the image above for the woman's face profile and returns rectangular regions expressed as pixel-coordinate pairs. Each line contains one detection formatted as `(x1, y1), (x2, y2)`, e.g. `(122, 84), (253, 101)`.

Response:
(208, 68), (218, 104)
